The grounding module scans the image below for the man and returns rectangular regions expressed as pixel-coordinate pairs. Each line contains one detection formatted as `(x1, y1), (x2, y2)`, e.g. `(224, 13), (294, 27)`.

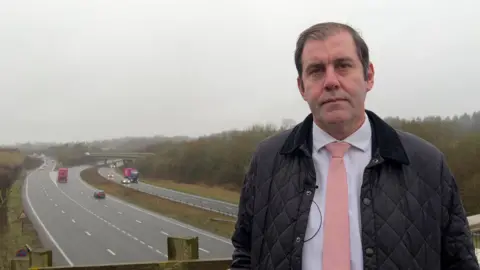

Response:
(230, 22), (479, 270)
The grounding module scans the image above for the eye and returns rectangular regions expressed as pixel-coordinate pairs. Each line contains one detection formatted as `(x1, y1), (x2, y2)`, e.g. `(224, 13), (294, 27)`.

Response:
(309, 66), (325, 76)
(337, 62), (351, 69)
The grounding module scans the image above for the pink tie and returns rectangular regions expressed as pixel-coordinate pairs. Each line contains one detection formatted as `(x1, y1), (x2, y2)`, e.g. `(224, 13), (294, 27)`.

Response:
(323, 142), (351, 270)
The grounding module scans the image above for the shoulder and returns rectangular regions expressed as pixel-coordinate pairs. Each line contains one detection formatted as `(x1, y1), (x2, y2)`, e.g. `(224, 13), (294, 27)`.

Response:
(254, 129), (292, 159)
(395, 129), (448, 182)
(247, 128), (294, 176)
(396, 129), (444, 161)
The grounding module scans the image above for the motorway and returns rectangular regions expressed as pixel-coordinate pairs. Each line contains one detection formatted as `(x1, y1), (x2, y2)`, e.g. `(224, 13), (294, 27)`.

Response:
(97, 167), (239, 217)
(25, 159), (234, 266)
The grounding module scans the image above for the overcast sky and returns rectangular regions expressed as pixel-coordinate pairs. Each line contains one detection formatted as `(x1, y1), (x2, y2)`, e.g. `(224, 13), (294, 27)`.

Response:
(0, 0), (478, 144)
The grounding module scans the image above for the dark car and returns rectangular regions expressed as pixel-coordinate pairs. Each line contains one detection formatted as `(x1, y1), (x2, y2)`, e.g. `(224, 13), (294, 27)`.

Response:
(93, 190), (106, 199)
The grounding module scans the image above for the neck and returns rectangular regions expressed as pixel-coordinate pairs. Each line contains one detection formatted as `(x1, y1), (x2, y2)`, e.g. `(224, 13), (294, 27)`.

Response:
(316, 114), (366, 141)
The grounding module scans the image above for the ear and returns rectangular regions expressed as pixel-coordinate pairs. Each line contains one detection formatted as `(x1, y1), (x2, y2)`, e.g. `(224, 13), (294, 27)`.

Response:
(297, 77), (307, 101)
(366, 62), (375, 92)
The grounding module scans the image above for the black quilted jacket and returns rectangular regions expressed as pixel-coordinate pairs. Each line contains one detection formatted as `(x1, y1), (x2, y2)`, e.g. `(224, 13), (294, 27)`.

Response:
(230, 110), (479, 270)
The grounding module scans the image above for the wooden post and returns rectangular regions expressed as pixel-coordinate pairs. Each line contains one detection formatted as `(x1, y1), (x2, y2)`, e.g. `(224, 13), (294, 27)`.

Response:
(10, 257), (29, 270)
(29, 248), (53, 267)
(167, 236), (199, 261)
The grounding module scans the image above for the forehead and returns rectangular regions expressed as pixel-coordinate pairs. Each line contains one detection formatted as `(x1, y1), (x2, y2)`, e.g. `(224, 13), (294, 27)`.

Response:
(302, 31), (358, 64)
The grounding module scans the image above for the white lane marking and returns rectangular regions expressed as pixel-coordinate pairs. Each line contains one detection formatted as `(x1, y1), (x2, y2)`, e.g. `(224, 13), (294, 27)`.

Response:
(133, 237), (138, 241)
(71, 219), (76, 223)
(148, 245), (153, 249)
(49, 170), (59, 188)
(135, 220), (142, 224)
(85, 231), (91, 236)
(140, 241), (145, 245)
(199, 247), (210, 253)
(118, 211), (122, 214)
(54, 204), (58, 207)
(61, 210), (65, 214)
(49, 198), (53, 201)
(104, 205), (108, 208)
(107, 249), (116, 256)
(78, 173), (231, 244)
(155, 249), (168, 258)
(47, 173), (154, 255)
(81, 191), (83, 195)
(25, 164), (74, 266)
(161, 231), (169, 236)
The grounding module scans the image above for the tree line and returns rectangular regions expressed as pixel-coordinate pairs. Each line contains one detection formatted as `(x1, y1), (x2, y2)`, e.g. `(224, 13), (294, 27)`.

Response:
(131, 112), (480, 215)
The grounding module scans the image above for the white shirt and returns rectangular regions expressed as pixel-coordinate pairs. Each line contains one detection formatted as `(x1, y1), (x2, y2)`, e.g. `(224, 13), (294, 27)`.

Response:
(302, 114), (372, 270)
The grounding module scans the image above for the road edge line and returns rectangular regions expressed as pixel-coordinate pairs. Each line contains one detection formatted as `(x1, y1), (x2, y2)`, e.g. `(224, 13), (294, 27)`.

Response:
(25, 161), (74, 266)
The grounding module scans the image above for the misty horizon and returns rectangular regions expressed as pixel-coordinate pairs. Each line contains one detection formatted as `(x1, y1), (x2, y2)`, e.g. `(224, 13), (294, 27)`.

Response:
(1, 1), (478, 145)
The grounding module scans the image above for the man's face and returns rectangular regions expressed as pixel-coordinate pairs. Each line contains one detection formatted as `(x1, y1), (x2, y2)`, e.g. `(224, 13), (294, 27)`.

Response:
(297, 31), (375, 128)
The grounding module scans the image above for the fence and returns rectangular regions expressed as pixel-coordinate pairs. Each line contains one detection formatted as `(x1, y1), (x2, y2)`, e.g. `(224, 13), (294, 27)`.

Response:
(11, 216), (480, 269)
(10, 237), (231, 270)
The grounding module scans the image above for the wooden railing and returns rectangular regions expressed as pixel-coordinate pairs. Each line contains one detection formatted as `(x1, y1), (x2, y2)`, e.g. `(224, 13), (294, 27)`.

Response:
(10, 237), (231, 270)
(11, 214), (480, 270)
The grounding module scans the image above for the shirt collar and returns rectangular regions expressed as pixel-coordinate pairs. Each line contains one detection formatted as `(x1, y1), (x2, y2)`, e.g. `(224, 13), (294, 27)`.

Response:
(312, 113), (372, 153)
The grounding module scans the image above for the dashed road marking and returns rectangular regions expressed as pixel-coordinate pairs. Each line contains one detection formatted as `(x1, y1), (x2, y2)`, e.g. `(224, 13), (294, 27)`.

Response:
(107, 249), (116, 256)
(199, 248), (210, 253)
(85, 231), (91, 236)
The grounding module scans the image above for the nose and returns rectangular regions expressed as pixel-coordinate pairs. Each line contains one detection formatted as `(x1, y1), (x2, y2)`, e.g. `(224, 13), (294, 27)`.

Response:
(323, 66), (340, 91)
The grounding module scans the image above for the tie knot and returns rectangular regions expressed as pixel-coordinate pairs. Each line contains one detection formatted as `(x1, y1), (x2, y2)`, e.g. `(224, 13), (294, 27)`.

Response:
(325, 141), (350, 158)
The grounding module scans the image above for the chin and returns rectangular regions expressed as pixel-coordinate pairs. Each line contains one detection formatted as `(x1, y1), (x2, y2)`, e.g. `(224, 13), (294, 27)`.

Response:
(320, 111), (351, 124)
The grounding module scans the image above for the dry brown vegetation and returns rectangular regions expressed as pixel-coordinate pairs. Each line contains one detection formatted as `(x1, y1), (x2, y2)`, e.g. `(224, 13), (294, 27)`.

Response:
(129, 112), (480, 216)
(80, 167), (236, 238)
(0, 149), (24, 169)
(0, 152), (42, 269)
(46, 112), (480, 217)
(23, 156), (43, 170)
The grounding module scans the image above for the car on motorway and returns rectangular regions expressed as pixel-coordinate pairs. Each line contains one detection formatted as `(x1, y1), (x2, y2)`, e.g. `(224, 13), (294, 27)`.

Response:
(107, 173), (114, 180)
(93, 190), (106, 199)
(121, 178), (131, 184)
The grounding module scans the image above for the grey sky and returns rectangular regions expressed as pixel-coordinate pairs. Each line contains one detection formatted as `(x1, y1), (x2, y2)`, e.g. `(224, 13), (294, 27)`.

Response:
(0, 0), (478, 144)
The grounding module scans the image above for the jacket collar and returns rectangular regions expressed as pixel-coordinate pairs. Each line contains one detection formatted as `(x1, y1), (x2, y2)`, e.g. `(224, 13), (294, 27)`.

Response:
(279, 110), (410, 165)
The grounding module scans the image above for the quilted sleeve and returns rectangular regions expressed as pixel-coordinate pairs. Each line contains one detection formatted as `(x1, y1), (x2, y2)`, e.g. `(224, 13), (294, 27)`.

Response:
(440, 155), (480, 269)
(230, 153), (257, 270)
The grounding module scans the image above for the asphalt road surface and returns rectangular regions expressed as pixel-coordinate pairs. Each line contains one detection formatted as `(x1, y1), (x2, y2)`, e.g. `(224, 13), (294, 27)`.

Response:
(97, 167), (239, 217)
(25, 160), (234, 266)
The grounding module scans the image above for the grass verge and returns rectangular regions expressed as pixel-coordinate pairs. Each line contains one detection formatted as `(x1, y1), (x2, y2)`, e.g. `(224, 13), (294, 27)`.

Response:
(0, 172), (42, 269)
(114, 168), (240, 204)
(81, 167), (236, 239)
(142, 179), (240, 205)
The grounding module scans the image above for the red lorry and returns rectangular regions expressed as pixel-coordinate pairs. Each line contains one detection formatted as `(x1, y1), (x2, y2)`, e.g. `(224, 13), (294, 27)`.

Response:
(123, 167), (133, 178)
(57, 168), (68, 183)
(123, 167), (139, 183)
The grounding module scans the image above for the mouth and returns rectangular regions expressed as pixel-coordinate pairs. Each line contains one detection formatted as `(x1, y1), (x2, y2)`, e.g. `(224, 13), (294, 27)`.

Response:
(321, 98), (348, 105)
